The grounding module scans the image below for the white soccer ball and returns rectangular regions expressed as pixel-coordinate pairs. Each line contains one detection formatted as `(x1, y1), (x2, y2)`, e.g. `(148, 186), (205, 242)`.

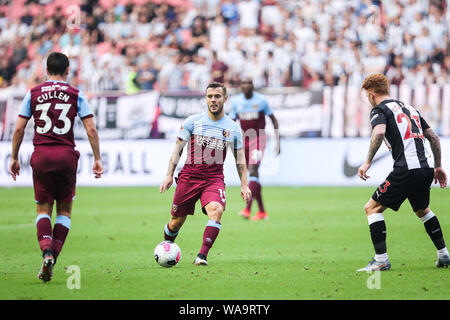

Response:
(154, 241), (181, 268)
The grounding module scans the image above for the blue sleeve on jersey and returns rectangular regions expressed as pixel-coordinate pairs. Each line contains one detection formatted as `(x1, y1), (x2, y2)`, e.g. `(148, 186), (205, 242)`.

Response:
(261, 97), (273, 116)
(229, 98), (237, 119)
(18, 91), (31, 118)
(233, 125), (243, 149)
(178, 115), (195, 141)
(78, 90), (94, 118)
(370, 107), (386, 128)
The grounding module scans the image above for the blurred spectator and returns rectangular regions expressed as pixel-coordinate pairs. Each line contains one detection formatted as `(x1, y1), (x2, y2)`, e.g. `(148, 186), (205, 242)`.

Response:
(137, 57), (159, 90)
(0, 0), (447, 93)
(210, 50), (228, 83)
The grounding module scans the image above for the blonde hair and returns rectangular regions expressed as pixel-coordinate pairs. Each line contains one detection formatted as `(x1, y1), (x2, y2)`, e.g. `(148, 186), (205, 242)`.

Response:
(361, 73), (389, 95)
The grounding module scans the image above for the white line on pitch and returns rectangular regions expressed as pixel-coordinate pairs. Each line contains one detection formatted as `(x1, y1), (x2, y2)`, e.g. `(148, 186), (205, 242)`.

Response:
(0, 223), (34, 229)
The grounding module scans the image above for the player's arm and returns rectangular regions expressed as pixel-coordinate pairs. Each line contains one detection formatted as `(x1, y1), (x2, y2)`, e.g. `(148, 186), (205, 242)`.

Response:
(160, 138), (187, 193)
(358, 123), (386, 181)
(263, 98), (280, 155)
(268, 114), (280, 155)
(9, 117), (29, 181)
(82, 117), (103, 178)
(424, 127), (447, 188)
(233, 147), (252, 202)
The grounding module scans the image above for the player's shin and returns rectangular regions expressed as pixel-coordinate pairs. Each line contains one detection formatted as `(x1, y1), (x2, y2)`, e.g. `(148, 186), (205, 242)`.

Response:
(420, 211), (449, 257)
(199, 220), (221, 258)
(367, 213), (388, 262)
(164, 223), (179, 242)
(36, 214), (53, 252)
(52, 215), (71, 259)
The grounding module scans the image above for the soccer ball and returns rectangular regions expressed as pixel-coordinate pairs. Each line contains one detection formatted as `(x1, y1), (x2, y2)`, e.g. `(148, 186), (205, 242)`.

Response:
(154, 241), (181, 268)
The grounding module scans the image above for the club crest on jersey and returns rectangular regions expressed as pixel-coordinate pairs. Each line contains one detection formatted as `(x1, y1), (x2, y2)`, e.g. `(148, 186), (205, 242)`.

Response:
(223, 129), (230, 138)
(172, 204), (178, 212)
(253, 104), (258, 109)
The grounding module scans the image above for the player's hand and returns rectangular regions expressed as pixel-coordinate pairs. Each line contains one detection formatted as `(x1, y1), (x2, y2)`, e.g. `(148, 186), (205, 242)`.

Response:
(160, 175), (173, 193)
(358, 161), (371, 181)
(434, 167), (447, 188)
(9, 159), (20, 181)
(93, 160), (103, 178)
(241, 185), (252, 203)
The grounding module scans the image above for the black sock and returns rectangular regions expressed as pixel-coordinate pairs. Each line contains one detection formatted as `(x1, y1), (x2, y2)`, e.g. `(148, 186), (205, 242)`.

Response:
(369, 220), (387, 254)
(424, 216), (446, 250)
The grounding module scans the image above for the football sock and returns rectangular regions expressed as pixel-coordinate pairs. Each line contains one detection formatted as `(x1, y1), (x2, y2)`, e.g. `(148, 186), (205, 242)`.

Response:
(36, 214), (53, 252)
(249, 177), (265, 213)
(52, 215), (71, 259)
(367, 213), (387, 259)
(199, 220), (221, 258)
(164, 223), (179, 242)
(420, 211), (446, 253)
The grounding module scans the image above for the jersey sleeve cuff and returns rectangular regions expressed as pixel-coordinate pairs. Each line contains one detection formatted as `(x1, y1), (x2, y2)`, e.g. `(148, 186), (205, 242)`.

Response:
(80, 114), (94, 120)
(18, 114), (31, 119)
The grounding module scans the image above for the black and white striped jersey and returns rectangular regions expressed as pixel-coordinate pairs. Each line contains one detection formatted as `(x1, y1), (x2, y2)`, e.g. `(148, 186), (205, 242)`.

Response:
(370, 99), (433, 171)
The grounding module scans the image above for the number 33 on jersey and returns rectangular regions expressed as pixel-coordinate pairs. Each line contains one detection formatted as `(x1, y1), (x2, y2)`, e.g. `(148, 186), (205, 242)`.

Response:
(18, 80), (94, 147)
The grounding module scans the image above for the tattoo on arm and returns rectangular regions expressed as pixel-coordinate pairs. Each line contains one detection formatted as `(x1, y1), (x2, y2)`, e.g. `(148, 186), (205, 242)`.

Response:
(425, 129), (441, 167)
(167, 140), (186, 176)
(367, 133), (384, 162)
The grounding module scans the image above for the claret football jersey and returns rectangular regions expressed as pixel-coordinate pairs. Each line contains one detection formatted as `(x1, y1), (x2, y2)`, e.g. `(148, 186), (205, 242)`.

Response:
(19, 80), (94, 147)
(178, 112), (243, 178)
(229, 92), (273, 135)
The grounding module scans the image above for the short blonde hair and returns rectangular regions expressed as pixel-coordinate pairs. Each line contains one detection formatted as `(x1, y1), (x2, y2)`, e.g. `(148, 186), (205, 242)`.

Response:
(361, 73), (389, 95)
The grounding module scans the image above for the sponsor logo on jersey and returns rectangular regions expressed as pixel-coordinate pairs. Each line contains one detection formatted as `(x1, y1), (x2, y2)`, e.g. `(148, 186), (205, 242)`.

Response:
(195, 135), (227, 151)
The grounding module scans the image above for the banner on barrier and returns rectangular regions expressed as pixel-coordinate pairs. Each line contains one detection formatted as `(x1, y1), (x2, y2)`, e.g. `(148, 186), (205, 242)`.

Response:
(0, 84), (448, 140)
(1, 138), (449, 187)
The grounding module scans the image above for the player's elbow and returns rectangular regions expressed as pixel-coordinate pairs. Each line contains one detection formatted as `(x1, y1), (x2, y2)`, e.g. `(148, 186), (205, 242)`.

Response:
(13, 127), (25, 137)
(86, 127), (98, 139)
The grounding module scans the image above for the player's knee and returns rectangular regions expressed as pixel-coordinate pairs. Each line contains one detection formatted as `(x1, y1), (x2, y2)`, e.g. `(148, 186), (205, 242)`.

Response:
(364, 200), (381, 215)
(415, 207), (431, 219)
(248, 165), (259, 177)
(206, 202), (223, 219)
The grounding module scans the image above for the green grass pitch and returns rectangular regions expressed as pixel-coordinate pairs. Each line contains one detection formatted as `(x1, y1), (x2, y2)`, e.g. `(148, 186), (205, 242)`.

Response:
(0, 186), (448, 300)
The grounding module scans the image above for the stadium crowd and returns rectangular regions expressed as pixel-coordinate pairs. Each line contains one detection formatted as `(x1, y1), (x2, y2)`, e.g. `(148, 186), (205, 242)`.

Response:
(0, 0), (448, 94)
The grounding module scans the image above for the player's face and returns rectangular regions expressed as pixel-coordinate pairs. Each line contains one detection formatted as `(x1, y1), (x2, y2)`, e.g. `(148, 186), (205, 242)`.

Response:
(206, 87), (227, 116)
(241, 80), (253, 95)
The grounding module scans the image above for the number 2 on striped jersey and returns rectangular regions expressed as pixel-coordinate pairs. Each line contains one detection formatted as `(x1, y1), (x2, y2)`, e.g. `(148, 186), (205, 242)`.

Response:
(396, 113), (423, 140)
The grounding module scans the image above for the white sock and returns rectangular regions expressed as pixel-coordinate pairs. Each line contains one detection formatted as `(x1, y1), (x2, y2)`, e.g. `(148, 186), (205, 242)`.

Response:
(374, 253), (388, 262)
(437, 247), (449, 258)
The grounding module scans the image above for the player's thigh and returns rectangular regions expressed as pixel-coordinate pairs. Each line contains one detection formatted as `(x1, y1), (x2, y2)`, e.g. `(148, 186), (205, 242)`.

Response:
(200, 179), (226, 216)
(371, 170), (408, 212)
(171, 177), (203, 217)
(407, 168), (434, 213)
